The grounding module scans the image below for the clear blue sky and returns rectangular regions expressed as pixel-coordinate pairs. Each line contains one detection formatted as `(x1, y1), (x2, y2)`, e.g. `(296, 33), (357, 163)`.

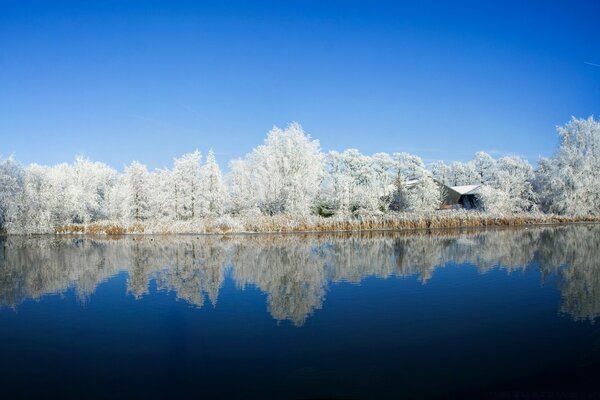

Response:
(1, 0), (599, 170)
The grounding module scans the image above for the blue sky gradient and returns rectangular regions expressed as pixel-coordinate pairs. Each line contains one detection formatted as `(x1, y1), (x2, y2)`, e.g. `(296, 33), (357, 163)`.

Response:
(1, 0), (599, 170)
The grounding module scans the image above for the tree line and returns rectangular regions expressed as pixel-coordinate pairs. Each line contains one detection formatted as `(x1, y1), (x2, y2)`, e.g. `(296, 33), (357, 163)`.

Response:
(0, 116), (598, 234)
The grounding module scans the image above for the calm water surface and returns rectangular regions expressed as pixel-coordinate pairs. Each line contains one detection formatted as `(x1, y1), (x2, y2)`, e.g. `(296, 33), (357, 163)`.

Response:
(2, 225), (600, 399)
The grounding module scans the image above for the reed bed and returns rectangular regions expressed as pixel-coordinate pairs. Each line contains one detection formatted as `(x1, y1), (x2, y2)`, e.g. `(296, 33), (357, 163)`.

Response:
(52, 211), (600, 236)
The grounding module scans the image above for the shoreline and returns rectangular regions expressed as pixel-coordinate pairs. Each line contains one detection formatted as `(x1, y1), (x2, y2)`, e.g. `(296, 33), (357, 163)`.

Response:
(4, 212), (600, 237)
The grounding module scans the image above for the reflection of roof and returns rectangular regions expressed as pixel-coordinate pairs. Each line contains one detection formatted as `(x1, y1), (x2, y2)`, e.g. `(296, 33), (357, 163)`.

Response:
(451, 185), (481, 195)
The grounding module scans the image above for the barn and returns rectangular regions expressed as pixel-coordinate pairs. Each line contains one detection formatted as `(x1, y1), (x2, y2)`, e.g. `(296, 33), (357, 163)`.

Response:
(438, 183), (482, 209)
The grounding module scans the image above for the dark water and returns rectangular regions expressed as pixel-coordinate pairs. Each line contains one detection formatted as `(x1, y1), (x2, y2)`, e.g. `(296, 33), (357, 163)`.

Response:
(2, 225), (600, 399)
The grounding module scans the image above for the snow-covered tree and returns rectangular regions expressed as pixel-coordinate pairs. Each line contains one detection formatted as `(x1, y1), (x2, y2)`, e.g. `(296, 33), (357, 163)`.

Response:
(319, 149), (402, 215)
(172, 150), (202, 220)
(493, 155), (536, 212)
(447, 161), (478, 186)
(470, 151), (496, 184)
(392, 152), (426, 182)
(4, 118), (600, 233)
(68, 156), (117, 223)
(123, 161), (151, 222)
(243, 122), (324, 215)
(370, 152), (396, 211)
(149, 168), (174, 220)
(228, 159), (257, 214)
(404, 172), (442, 212)
(106, 174), (127, 221)
(0, 156), (24, 232)
(535, 116), (600, 216)
(199, 150), (229, 215)
(390, 153), (441, 212)
(476, 185), (512, 214)
(17, 164), (56, 233)
(533, 157), (554, 213)
(429, 160), (451, 185)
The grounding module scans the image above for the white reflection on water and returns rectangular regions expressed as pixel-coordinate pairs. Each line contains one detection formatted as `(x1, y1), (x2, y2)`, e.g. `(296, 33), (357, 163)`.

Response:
(1, 224), (599, 325)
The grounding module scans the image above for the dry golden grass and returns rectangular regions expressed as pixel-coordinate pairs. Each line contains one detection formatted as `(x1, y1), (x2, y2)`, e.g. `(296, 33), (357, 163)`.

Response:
(53, 212), (600, 236)
(55, 223), (127, 235)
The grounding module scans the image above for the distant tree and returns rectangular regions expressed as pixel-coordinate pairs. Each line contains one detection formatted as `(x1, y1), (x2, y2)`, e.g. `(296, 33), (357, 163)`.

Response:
(106, 174), (127, 221)
(470, 151), (496, 184)
(371, 152), (396, 211)
(447, 161), (478, 186)
(123, 161), (151, 222)
(199, 150), (229, 215)
(393, 152), (425, 181)
(493, 156), (536, 212)
(172, 150), (202, 220)
(68, 156), (117, 223)
(321, 149), (388, 215)
(390, 154), (441, 212)
(0, 157), (24, 232)
(149, 168), (174, 220)
(404, 172), (442, 212)
(18, 164), (55, 233)
(228, 158), (257, 214)
(429, 160), (451, 185)
(476, 186), (512, 214)
(5, 118), (600, 233)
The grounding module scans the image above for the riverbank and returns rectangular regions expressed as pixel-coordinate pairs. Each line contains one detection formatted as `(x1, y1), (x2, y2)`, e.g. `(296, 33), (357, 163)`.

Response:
(50, 211), (600, 235)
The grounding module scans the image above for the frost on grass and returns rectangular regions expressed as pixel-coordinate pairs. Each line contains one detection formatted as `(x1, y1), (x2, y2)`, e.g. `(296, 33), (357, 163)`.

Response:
(1, 117), (600, 234)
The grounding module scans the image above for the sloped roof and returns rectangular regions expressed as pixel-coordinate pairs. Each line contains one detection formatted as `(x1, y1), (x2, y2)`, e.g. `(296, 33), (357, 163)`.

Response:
(404, 179), (421, 187)
(450, 185), (481, 195)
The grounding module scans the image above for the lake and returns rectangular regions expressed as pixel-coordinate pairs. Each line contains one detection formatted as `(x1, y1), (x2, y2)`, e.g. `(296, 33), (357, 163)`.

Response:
(1, 225), (600, 399)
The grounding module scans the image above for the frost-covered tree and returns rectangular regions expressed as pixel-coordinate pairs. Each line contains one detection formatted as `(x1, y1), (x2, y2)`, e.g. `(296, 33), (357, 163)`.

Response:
(470, 151), (496, 184)
(148, 168), (173, 220)
(404, 172), (442, 212)
(429, 160), (451, 185)
(392, 152), (425, 182)
(199, 150), (228, 215)
(5, 118), (600, 233)
(106, 174), (127, 221)
(447, 161), (478, 186)
(123, 161), (151, 222)
(0, 156), (24, 232)
(390, 153), (441, 212)
(228, 159), (257, 214)
(493, 156), (536, 212)
(319, 149), (403, 215)
(243, 122), (324, 215)
(534, 157), (554, 213)
(370, 152), (396, 211)
(68, 157), (117, 223)
(172, 150), (202, 220)
(476, 186), (512, 214)
(535, 116), (600, 216)
(17, 164), (56, 233)
(330, 149), (375, 212)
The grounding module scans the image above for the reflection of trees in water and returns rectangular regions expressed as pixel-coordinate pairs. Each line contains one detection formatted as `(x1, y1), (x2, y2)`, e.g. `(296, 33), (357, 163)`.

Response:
(2, 224), (600, 324)
(231, 236), (326, 326)
(154, 239), (228, 308)
(0, 237), (119, 306)
(535, 225), (600, 322)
